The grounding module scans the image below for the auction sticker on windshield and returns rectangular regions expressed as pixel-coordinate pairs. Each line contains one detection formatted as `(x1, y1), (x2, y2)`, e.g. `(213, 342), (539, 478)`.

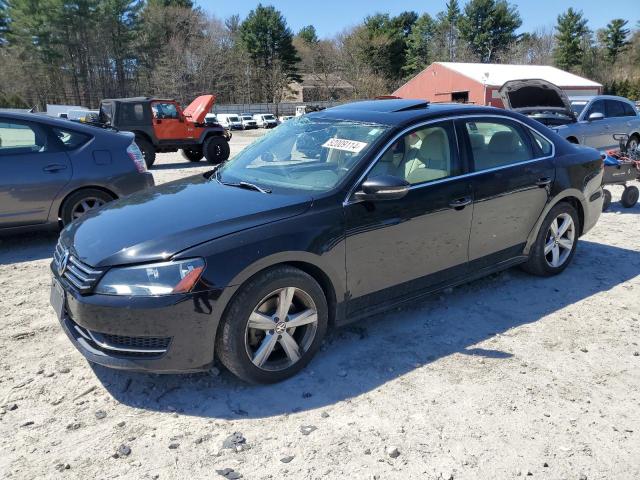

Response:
(322, 138), (368, 153)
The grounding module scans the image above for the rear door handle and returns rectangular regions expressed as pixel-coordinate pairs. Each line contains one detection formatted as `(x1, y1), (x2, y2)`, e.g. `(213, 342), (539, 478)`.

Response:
(535, 177), (552, 187)
(449, 196), (472, 209)
(43, 164), (67, 172)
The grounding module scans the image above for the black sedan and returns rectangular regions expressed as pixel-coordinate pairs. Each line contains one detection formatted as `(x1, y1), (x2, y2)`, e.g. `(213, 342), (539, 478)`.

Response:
(0, 112), (153, 233)
(50, 100), (604, 383)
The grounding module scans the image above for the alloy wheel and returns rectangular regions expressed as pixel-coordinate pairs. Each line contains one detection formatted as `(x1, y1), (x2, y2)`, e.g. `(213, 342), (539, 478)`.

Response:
(71, 197), (106, 219)
(544, 212), (575, 268)
(244, 287), (319, 371)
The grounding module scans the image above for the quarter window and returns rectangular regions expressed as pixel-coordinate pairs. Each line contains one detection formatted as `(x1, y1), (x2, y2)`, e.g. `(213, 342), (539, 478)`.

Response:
(52, 128), (91, 150)
(529, 129), (553, 156)
(368, 121), (458, 185)
(622, 102), (637, 117)
(465, 120), (533, 171)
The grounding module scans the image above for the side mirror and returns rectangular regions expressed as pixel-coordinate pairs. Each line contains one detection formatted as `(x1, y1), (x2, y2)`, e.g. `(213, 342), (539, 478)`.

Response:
(588, 112), (604, 121)
(354, 175), (410, 202)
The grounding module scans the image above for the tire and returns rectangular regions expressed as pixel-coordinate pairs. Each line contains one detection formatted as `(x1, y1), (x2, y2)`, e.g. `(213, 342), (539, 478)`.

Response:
(203, 136), (230, 165)
(60, 189), (114, 226)
(522, 202), (580, 277)
(621, 185), (639, 208)
(626, 134), (639, 153)
(181, 148), (203, 162)
(135, 136), (156, 168)
(602, 189), (612, 212)
(216, 266), (328, 384)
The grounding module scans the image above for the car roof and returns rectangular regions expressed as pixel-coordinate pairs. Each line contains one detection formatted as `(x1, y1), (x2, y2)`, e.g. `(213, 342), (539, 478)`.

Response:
(0, 111), (120, 136)
(568, 95), (635, 103)
(101, 97), (175, 103)
(311, 100), (515, 126)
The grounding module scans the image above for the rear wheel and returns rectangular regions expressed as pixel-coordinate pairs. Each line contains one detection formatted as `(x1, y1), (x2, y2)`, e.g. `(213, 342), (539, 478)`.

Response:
(522, 202), (579, 277)
(181, 148), (203, 162)
(621, 185), (639, 208)
(203, 136), (230, 165)
(216, 266), (328, 384)
(135, 136), (156, 168)
(602, 189), (612, 211)
(626, 134), (639, 153)
(60, 189), (114, 226)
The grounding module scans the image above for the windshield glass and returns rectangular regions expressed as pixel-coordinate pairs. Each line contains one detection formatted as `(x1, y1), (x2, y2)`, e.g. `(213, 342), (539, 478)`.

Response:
(571, 101), (588, 116)
(264, 115), (275, 120)
(229, 116), (239, 122)
(216, 116), (389, 193)
(241, 115), (252, 120)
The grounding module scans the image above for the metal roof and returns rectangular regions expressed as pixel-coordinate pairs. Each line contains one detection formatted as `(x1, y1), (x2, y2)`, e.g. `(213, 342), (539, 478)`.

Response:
(437, 62), (602, 88)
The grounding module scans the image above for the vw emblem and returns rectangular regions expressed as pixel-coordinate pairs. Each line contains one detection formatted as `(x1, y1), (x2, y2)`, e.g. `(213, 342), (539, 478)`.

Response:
(58, 249), (70, 276)
(275, 322), (287, 334)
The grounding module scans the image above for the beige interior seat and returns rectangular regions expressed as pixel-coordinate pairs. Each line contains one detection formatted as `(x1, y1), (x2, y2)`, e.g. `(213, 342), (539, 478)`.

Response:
(399, 128), (450, 184)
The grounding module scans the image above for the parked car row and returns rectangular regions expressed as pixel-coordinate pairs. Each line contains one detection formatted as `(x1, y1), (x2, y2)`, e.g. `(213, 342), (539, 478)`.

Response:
(212, 112), (280, 130)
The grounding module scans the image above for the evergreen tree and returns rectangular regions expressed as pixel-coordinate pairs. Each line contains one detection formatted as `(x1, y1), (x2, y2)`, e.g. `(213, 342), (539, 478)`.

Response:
(239, 4), (301, 104)
(298, 25), (318, 45)
(458, 0), (521, 62)
(436, 0), (461, 61)
(602, 19), (630, 63)
(553, 8), (590, 71)
(403, 14), (435, 77)
(0, 0), (9, 45)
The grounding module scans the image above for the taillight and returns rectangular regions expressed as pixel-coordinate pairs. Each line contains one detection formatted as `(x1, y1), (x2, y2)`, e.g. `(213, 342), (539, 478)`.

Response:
(127, 142), (147, 173)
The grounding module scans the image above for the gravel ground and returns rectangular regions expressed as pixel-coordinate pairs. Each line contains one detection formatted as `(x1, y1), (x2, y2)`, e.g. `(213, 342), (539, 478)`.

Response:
(1, 130), (639, 480)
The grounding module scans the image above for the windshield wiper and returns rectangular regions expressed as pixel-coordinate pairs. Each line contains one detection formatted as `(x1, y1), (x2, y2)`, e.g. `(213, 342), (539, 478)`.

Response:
(218, 178), (272, 194)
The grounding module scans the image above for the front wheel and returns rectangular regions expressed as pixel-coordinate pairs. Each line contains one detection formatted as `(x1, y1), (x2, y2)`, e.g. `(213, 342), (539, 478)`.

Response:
(216, 266), (328, 384)
(602, 189), (612, 211)
(522, 202), (580, 277)
(203, 136), (230, 165)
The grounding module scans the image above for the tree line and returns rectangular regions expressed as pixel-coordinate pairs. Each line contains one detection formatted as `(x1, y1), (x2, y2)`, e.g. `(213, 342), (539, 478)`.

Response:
(0, 0), (639, 109)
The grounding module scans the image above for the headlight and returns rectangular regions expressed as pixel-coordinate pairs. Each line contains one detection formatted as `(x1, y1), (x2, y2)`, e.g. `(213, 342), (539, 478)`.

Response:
(95, 258), (205, 296)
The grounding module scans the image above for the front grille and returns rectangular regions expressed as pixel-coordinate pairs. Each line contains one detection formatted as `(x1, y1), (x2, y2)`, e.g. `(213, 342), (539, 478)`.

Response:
(68, 318), (170, 358)
(53, 241), (104, 293)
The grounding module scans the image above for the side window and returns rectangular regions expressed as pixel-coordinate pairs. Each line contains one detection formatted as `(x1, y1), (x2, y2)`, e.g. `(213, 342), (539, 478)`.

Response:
(120, 103), (145, 123)
(622, 102), (637, 117)
(529, 129), (553, 156)
(587, 100), (605, 118)
(52, 128), (92, 150)
(465, 120), (533, 171)
(0, 120), (49, 154)
(151, 103), (178, 119)
(606, 100), (625, 118)
(368, 121), (458, 185)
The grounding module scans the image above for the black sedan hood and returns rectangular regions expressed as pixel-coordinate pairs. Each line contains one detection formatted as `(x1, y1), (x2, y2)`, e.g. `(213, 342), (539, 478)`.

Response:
(61, 175), (313, 267)
(499, 79), (576, 121)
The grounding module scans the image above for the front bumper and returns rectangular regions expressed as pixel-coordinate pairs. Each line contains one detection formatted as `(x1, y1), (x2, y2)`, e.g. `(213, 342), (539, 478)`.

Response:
(53, 268), (223, 373)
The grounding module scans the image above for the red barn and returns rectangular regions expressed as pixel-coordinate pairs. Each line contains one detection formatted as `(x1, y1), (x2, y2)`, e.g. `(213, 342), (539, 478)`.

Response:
(393, 62), (603, 107)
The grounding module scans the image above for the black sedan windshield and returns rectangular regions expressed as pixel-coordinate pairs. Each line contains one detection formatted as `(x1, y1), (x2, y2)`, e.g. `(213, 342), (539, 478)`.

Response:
(216, 116), (389, 193)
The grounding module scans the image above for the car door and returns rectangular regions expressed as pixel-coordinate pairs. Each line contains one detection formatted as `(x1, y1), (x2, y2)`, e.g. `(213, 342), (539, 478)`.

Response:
(605, 100), (630, 148)
(460, 116), (555, 268)
(150, 101), (190, 141)
(581, 99), (610, 149)
(0, 118), (72, 228)
(344, 120), (473, 315)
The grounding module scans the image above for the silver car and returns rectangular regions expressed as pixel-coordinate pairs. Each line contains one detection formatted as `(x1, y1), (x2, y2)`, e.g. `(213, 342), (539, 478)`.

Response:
(499, 79), (640, 151)
(0, 112), (154, 233)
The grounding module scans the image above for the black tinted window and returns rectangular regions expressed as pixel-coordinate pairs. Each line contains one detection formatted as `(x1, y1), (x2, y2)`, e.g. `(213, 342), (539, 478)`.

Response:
(622, 102), (637, 116)
(606, 100), (625, 118)
(587, 100), (605, 117)
(120, 103), (145, 123)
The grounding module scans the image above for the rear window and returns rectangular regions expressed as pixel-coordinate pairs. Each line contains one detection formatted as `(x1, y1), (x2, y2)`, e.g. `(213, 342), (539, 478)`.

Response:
(99, 103), (113, 124)
(52, 127), (92, 150)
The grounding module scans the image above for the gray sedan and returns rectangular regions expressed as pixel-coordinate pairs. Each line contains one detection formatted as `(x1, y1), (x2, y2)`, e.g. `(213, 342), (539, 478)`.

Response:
(499, 80), (640, 151)
(0, 112), (154, 233)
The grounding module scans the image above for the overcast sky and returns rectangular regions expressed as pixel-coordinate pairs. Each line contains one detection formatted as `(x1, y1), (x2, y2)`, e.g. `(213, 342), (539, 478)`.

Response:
(197, 0), (639, 38)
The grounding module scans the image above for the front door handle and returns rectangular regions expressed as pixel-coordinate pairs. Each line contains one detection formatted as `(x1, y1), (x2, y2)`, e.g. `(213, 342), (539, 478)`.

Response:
(449, 196), (472, 210)
(43, 164), (67, 172)
(536, 177), (552, 187)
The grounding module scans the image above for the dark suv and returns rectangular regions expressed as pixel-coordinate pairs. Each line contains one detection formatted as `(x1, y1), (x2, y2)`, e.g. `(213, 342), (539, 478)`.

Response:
(0, 112), (153, 232)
